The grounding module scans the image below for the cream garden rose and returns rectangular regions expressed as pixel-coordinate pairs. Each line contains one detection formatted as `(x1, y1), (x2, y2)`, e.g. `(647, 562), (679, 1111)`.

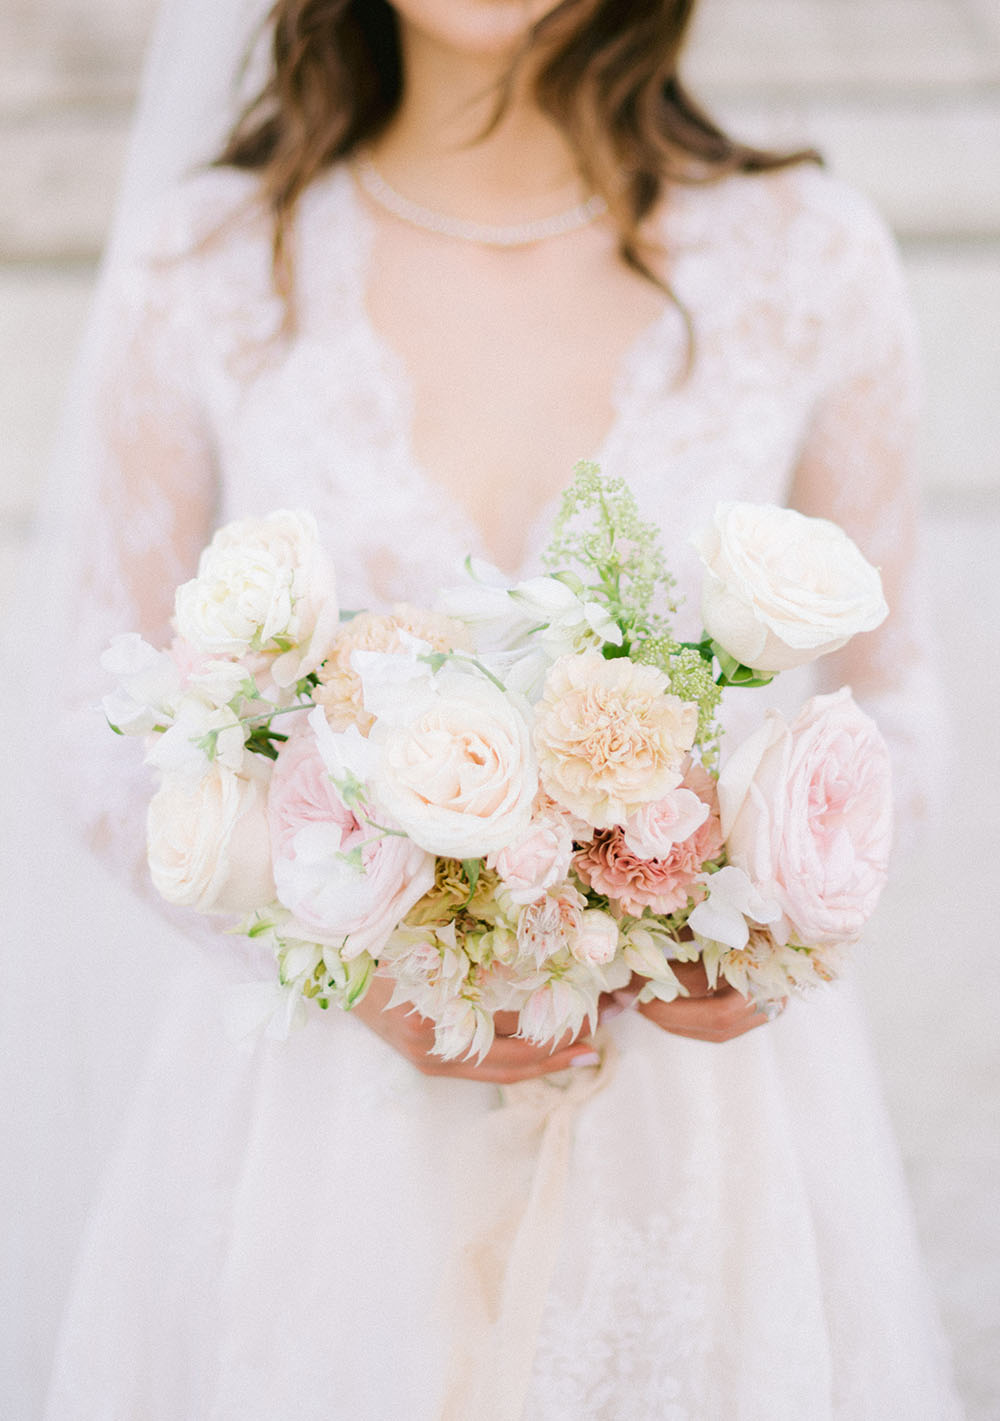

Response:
(372, 670), (538, 858)
(147, 761), (274, 915)
(174, 510), (338, 686)
(692, 502), (888, 673)
(533, 651), (697, 829)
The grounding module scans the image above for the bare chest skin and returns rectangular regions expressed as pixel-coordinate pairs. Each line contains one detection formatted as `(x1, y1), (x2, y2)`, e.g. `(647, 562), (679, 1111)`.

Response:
(364, 211), (674, 571)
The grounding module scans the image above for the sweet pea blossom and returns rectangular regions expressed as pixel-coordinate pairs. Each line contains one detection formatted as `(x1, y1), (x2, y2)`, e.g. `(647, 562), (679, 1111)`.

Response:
(145, 698), (247, 777)
(687, 865), (782, 951)
(101, 633), (182, 734)
(315, 604), (469, 732)
(437, 562), (622, 699)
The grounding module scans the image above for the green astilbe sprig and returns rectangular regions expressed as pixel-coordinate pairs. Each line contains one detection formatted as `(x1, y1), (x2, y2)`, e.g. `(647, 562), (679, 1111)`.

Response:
(544, 461), (721, 755)
(543, 460), (677, 649)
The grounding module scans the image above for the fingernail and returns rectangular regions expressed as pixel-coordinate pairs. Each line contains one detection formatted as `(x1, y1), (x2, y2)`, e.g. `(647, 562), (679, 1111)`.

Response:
(600, 1001), (625, 1022)
(612, 991), (639, 1011)
(570, 1051), (601, 1068)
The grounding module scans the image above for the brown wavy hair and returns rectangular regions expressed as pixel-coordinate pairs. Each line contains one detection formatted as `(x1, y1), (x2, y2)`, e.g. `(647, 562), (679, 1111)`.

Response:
(218, 0), (819, 318)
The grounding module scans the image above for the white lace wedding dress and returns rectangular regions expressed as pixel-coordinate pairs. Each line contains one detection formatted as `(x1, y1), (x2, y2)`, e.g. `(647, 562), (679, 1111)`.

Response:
(36, 160), (962, 1419)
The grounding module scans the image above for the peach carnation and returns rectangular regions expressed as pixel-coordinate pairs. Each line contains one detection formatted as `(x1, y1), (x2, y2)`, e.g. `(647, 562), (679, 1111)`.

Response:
(575, 760), (723, 916)
(315, 604), (469, 733)
(533, 651), (697, 829)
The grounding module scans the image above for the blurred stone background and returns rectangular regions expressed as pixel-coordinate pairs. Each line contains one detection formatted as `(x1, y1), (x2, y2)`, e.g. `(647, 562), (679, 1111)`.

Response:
(1, 0), (997, 1414)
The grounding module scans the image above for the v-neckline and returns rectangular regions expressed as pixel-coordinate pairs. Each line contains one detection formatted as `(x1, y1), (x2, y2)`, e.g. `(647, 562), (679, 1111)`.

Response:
(327, 166), (685, 578)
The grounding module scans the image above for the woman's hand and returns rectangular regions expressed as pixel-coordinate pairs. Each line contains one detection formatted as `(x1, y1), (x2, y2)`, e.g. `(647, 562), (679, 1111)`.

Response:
(606, 961), (784, 1044)
(352, 973), (600, 1084)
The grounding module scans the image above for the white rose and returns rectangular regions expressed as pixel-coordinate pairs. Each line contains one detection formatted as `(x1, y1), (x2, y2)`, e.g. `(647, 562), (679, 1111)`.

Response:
(174, 510), (338, 686)
(372, 671), (537, 858)
(691, 502), (888, 673)
(147, 761), (274, 915)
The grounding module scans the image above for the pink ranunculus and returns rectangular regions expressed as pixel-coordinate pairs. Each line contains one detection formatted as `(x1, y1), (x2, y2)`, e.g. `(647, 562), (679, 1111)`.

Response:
(718, 688), (892, 946)
(575, 760), (723, 917)
(268, 723), (435, 958)
(488, 813), (574, 906)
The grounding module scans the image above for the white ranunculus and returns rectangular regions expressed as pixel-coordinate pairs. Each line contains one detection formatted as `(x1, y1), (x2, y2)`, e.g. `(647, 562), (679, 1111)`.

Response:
(174, 510), (338, 685)
(691, 502), (888, 674)
(147, 760), (274, 915)
(372, 670), (537, 858)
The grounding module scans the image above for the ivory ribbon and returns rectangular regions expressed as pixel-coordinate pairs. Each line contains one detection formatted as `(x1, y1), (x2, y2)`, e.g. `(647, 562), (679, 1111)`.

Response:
(440, 1031), (618, 1421)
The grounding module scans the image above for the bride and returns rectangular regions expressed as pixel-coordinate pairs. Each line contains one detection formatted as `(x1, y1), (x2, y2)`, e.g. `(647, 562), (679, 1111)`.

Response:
(8, 0), (962, 1415)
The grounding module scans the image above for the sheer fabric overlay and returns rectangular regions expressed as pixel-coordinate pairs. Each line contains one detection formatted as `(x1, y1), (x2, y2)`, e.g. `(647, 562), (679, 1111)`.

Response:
(26, 162), (962, 1418)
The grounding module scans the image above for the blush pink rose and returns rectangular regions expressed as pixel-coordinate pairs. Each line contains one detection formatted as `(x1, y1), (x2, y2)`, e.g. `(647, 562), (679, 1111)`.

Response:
(268, 723), (435, 958)
(575, 761), (723, 916)
(571, 909), (620, 967)
(488, 813), (574, 905)
(718, 688), (892, 946)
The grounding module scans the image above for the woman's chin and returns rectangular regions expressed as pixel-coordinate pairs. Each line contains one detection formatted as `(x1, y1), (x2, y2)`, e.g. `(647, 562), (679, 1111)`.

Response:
(390, 0), (566, 59)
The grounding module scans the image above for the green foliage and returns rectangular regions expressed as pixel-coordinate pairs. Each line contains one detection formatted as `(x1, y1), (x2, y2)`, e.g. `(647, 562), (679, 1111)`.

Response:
(546, 462), (724, 754)
(544, 460), (676, 651)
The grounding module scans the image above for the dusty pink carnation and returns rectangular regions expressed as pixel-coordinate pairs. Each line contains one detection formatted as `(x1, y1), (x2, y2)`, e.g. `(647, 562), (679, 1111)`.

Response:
(315, 603), (469, 732)
(575, 760), (723, 916)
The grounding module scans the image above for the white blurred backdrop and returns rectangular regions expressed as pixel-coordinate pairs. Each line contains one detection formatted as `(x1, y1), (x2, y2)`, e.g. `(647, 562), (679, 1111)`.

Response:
(1, 1), (997, 1414)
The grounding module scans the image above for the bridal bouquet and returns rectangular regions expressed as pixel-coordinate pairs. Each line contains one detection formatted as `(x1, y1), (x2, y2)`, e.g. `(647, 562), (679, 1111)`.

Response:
(104, 463), (893, 1057)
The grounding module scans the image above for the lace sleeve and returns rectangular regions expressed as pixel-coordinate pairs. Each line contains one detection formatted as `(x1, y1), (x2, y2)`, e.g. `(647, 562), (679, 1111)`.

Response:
(60, 203), (219, 891)
(787, 190), (945, 847)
